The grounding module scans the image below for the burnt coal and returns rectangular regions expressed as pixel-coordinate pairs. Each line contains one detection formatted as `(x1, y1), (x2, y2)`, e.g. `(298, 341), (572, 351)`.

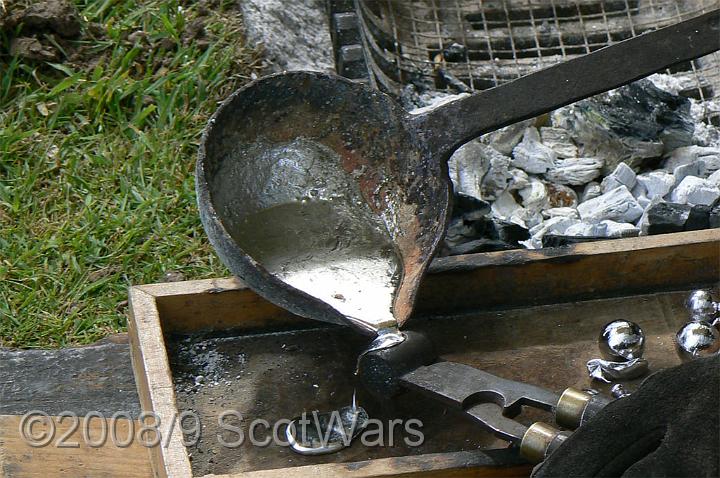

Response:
(443, 193), (529, 256)
(495, 220), (531, 244)
(686, 205), (711, 231)
(643, 202), (692, 235)
(542, 235), (607, 248)
(710, 205), (720, 229)
(552, 79), (694, 173)
(447, 238), (519, 255)
(442, 42), (468, 62)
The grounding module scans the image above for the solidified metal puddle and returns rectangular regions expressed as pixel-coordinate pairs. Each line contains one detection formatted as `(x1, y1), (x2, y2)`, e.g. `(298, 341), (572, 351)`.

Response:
(222, 138), (400, 332)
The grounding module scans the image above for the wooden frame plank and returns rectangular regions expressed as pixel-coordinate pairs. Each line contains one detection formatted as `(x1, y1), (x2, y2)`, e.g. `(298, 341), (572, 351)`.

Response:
(419, 229), (720, 314)
(0, 415), (153, 478)
(128, 288), (192, 478)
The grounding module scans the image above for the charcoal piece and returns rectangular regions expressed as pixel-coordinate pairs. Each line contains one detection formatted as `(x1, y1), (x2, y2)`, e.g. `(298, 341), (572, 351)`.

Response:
(481, 119), (535, 155)
(445, 216), (493, 248)
(542, 235), (607, 248)
(448, 142), (512, 201)
(686, 205), (711, 231)
(552, 79), (693, 173)
(452, 193), (490, 218)
(512, 127), (556, 174)
(495, 220), (531, 244)
(544, 157), (604, 186)
(710, 205), (720, 229)
(577, 186), (643, 223)
(601, 163), (637, 193)
(540, 127), (578, 158)
(670, 176), (720, 206)
(446, 239), (519, 256)
(442, 42), (468, 62)
(445, 193), (530, 254)
(636, 171), (675, 199)
(644, 202), (692, 235)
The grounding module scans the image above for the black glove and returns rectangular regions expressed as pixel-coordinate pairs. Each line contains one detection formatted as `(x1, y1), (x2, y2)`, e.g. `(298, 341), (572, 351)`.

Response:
(533, 355), (719, 478)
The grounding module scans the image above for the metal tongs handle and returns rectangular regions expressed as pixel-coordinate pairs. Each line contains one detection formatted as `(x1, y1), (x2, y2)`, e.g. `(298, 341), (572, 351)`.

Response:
(400, 362), (612, 463)
(413, 9), (720, 155)
(358, 332), (613, 463)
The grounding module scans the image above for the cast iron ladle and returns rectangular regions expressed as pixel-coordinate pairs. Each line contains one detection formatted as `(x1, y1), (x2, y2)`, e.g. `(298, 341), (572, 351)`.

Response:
(197, 11), (719, 335)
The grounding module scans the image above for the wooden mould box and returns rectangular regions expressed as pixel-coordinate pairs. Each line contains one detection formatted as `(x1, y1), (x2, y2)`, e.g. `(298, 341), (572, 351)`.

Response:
(129, 230), (720, 478)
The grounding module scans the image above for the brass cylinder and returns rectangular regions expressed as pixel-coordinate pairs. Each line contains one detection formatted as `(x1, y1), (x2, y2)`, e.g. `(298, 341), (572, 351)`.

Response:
(555, 387), (591, 430)
(520, 422), (565, 464)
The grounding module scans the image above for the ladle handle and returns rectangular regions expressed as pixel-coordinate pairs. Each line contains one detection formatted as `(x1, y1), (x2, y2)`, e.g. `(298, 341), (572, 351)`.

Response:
(412, 9), (720, 157)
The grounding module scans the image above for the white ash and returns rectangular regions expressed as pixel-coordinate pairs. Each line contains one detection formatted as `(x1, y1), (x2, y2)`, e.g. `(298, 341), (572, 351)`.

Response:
(173, 337), (241, 393)
(706, 170), (720, 188)
(542, 207), (579, 219)
(481, 119), (535, 155)
(669, 176), (720, 206)
(664, 146), (720, 171)
(545, 157), (604, 186)
(409, 92), (470, 115)
(577, 186), (644, 223)
(523, 216), (579, 249)
(581, 182), (602, 202)
(635, 171), (675, 199)
(601, 163), (636, 193)
(540, 127), (578, 158)
(519, 177), (548, 213)
(511, 127), (557, 174)
(693, 121), (720, 147)
(647, 73), (697, 96)
(448, 141), (512, 201)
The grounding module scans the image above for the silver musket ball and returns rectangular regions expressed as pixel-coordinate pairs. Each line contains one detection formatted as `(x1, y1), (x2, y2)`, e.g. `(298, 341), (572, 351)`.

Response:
(675, 321), (720, 362)
(598, 320), (645, 361)
(610, 384), (631, 399)
(685, 290), (717, 321)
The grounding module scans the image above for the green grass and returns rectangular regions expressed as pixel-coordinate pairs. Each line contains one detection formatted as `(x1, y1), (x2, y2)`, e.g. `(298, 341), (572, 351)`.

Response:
(0, 0), (263, 348)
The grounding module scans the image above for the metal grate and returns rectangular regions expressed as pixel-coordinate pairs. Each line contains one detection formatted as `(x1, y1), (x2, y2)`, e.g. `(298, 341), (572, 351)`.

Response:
(356, 0), (720, 123)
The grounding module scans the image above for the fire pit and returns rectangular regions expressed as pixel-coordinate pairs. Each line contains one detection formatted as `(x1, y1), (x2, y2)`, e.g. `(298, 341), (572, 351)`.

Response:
(327, 0), (720, 255)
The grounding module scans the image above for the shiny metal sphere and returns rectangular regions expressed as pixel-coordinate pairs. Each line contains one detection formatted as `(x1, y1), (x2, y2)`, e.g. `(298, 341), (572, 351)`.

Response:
(610, 384), (631, 399)
(685, 290), (717, 321)
(675, 321), (720, 362)
(598, 320), (645, 361)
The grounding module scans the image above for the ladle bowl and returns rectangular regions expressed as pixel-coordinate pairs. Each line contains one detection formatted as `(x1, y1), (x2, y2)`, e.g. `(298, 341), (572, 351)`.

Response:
(197, 72), (451, 334)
